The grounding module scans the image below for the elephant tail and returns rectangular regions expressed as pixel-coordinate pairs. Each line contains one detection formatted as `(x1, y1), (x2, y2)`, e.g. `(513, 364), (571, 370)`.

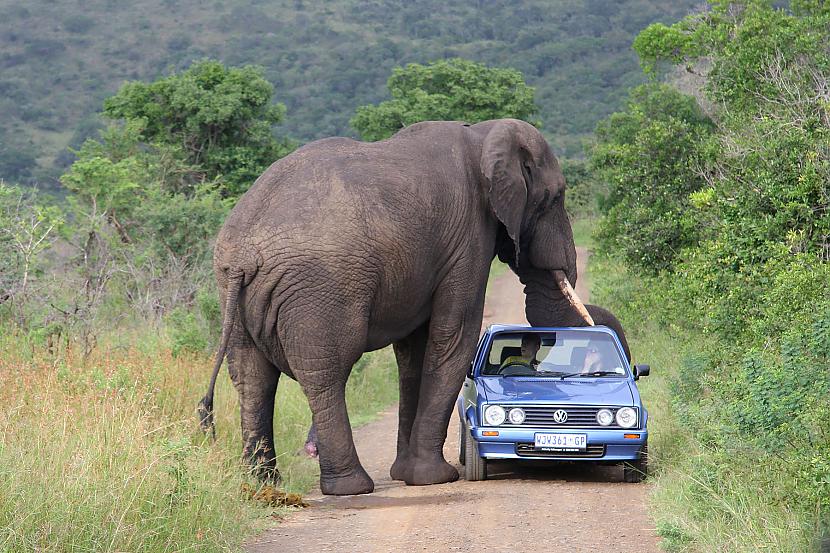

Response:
(197, 270), (244, 439)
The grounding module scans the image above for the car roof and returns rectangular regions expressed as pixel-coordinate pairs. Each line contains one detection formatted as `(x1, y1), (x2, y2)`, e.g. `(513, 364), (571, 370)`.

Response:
(484, 324), (618, 337)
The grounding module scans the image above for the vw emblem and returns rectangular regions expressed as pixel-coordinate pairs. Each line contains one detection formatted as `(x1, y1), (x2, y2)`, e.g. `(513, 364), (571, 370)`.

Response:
(552, 409), (568, 423)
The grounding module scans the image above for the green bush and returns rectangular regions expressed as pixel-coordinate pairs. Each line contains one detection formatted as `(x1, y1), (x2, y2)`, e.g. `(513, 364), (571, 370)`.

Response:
(196, 285), (221, 341)
(351, 58), (538, 141)
(102, 60), (294, 198)
(166, 307), (208, 357)
(589, 83), (714, 274)
(561, 158), (602, 219)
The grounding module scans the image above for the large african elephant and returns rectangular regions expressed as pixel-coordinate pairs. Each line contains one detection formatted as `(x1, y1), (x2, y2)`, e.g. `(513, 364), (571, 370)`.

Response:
(198, 119), (630, 496)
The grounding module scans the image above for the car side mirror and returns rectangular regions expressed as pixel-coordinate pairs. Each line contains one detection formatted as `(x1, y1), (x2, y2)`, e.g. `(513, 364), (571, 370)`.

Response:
(634, 364), (650, 379)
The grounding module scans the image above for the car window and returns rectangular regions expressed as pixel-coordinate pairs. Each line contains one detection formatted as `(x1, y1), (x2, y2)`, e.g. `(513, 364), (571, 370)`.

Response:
(482, 330), (626, 377)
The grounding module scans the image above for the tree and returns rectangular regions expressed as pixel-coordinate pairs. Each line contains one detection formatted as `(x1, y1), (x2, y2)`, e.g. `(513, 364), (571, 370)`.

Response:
(102, 60), (294, 197)
(56, 120), (229, 345)
(0, 182), (63, 324)
(590, 83), (714, 274)
(350, 58), (538, 141)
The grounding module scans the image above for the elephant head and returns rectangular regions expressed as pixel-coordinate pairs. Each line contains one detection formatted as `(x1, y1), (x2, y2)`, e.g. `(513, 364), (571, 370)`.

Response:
(474, 119), (594, 328)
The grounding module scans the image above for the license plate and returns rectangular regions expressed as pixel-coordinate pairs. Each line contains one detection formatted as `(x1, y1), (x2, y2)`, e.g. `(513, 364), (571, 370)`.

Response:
(534, 433), (587, 450)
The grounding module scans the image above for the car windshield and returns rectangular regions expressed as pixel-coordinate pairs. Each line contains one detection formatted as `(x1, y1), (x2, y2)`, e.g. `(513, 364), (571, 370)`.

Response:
(481, 330), (627, 377)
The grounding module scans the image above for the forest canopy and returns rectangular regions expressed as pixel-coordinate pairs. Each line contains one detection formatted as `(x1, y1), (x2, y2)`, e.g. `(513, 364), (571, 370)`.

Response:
(0, 0), (700, 183)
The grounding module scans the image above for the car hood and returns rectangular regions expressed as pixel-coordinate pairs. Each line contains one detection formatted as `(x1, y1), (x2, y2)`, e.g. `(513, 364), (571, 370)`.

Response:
(478, 377), (634, 406)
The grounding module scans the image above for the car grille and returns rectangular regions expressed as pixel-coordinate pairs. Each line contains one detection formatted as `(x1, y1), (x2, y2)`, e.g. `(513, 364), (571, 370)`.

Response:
(518, 406), (635, 429)
(516, 443), (606, 458)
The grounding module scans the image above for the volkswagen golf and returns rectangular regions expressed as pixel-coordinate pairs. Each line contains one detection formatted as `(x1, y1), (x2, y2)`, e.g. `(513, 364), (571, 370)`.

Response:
(457, 325), (650, 482)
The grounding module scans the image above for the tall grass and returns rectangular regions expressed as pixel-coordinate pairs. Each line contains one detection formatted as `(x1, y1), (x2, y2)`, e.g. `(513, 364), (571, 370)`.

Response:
(629, 326), (817, 552)
(0, 324), (397, 551)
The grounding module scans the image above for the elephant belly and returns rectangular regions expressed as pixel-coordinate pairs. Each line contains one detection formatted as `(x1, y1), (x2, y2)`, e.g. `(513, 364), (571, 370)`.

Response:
(365, 299), (432, 351)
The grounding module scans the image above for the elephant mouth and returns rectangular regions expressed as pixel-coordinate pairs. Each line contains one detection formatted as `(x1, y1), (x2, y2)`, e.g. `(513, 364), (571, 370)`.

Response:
(552, 270), (595, 326)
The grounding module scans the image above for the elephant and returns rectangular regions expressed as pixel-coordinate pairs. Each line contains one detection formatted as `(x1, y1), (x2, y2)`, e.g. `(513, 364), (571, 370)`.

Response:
(197, 118), (630, 496)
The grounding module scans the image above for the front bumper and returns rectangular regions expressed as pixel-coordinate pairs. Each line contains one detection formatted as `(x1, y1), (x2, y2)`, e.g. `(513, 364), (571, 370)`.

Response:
(473, 427), (647, 461)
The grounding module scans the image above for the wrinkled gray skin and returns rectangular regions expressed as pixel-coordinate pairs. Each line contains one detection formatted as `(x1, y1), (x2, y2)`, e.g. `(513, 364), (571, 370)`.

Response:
(198, 119), (630, 495)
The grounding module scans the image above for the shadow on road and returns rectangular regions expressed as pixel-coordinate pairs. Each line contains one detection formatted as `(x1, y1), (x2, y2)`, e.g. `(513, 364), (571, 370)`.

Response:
(306, 489), (473, 511)
(484, 460), (626, 484)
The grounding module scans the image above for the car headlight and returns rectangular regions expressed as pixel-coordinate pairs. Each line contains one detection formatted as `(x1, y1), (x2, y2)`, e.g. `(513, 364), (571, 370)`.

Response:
(507, 407), (525, 425)
(596, 408), (614, 426)
(484, 405), (506, 426)
(615, 407), (638, 428)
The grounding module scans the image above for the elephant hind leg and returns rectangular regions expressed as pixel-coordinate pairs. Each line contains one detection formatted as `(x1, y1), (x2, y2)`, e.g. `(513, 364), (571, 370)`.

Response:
(280, 319), (374, 495)
(227, 341), (281, 481)
(390, 321), (429, 481)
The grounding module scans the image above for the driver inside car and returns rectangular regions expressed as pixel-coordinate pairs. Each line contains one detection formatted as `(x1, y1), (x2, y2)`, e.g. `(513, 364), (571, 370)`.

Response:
(500, 333), (542, 370)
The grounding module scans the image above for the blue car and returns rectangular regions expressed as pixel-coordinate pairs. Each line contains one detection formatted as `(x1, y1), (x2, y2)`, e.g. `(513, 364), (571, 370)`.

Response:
(457, 325), (650, 482)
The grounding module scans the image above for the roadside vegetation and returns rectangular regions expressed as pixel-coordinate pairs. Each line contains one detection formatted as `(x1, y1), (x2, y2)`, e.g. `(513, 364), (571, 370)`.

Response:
(0, 327), (396, 551)
(587, 2), (830, 550)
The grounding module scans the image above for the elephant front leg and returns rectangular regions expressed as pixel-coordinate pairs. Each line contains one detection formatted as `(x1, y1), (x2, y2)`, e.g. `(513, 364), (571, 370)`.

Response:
(402, 311), (482, 486)
(389, 322), (428, 481)
(228, 346), (281, 481)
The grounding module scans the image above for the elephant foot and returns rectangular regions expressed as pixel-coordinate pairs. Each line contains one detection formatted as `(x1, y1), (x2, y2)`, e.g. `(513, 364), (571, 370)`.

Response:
(389, 454), (410, 481)
(251, 463), (281, 484)
(403, 456), (459, 486)
(245, 451), (280, 482)
(320, 466), (374, 496)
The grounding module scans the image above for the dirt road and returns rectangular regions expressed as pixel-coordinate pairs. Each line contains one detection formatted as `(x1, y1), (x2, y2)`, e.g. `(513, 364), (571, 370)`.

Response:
(247, 248), (660, 553)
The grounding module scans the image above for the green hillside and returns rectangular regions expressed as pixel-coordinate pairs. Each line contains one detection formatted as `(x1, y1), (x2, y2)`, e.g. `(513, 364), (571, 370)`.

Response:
(0, 0), (698, 184)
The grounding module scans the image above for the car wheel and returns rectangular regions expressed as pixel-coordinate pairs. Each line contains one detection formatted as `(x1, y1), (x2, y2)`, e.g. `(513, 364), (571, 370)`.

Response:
(458, 418), (466, 466)
(623, 442), (648, 483)
(464, 426), (487, 481)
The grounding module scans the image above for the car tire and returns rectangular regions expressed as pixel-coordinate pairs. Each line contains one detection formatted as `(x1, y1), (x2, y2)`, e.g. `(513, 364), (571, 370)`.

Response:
(464, 426), (487, 481)
(458, 418), (467, 466)
(623, 442), (648, 483)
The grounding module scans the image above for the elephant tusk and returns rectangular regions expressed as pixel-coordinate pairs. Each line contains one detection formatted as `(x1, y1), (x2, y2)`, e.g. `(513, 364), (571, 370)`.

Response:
(553, 270), (595, 326)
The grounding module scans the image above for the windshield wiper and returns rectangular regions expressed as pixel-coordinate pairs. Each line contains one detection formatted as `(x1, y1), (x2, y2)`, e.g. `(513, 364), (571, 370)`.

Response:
(556, 372), (583, 379)
(533, 370), (571, 378)
(553, 371), (622, 379)
(580, 371), (622, 377)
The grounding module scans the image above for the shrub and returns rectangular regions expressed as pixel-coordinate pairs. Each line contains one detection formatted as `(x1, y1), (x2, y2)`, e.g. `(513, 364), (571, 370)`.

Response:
(167, 307), (208, 357)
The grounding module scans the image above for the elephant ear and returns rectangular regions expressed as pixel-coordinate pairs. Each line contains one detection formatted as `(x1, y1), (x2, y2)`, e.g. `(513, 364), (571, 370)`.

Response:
(480, 119), (529, 265)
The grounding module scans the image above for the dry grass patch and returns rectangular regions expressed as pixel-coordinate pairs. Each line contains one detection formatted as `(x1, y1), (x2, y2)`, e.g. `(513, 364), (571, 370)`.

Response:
(0, 326), (397, 551)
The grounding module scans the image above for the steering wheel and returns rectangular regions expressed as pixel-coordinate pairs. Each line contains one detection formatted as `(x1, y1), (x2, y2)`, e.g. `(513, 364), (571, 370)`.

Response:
(499, 362), (537, 376)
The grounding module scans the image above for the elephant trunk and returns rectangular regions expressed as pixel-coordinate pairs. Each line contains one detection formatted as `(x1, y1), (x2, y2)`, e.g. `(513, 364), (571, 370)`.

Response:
(552, 270), (594, 326)
(521, 268), (593, 327)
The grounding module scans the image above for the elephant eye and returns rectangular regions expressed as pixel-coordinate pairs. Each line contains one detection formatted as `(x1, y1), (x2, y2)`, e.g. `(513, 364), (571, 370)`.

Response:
(521, 162), (533, 182)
